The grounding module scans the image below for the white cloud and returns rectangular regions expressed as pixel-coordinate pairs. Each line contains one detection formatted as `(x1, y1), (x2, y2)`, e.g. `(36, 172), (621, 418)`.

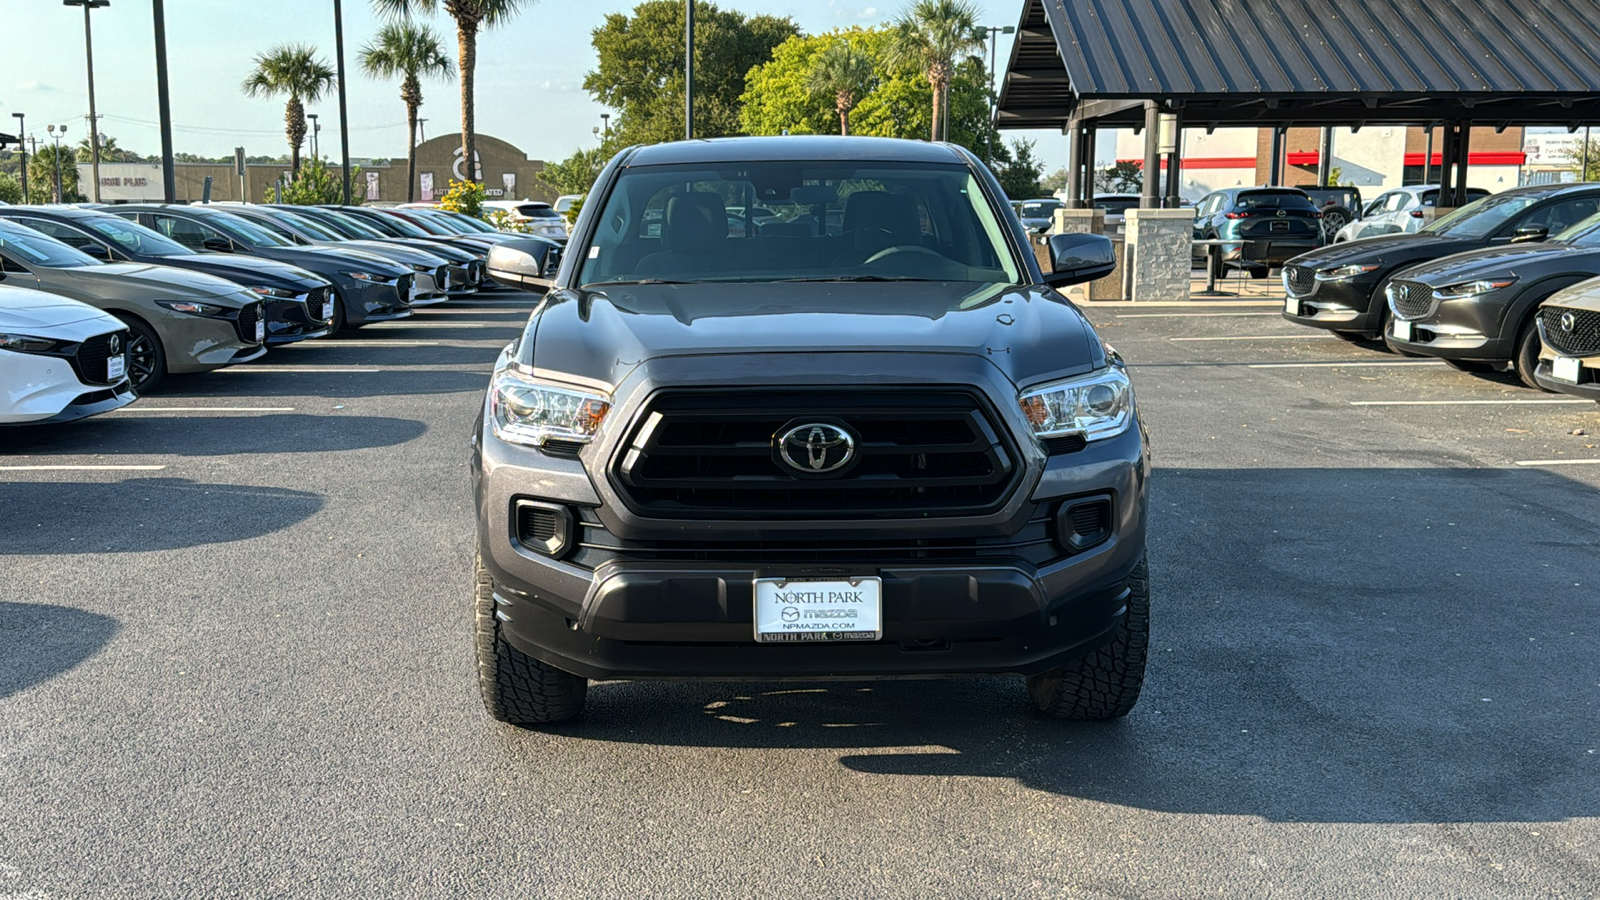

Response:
(18, 80), (61, 93)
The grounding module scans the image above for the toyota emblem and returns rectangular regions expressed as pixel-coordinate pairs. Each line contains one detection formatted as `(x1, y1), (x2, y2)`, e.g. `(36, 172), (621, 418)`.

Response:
(1560, 312), (1577, 333)
(775, 422), (856, 475)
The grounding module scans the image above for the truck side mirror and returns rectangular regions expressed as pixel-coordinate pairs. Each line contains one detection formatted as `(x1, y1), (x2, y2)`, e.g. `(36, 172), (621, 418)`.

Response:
(485, 239), (560, 291)
(1042, 233), (1116, 287)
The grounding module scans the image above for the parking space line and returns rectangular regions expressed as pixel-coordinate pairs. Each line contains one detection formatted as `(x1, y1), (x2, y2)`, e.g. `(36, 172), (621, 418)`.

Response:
(110, 406), (296, 413)
(291, 341), (442, 347)
(1114, 312), (1281, 318)
(366, 322), (489, 329)
(1248, 361), (1445, 368)
(0, 464), (167, 471)
(221, 366), (383, 373)
(1349, 399), (1592, 406)
(1170, 334), (1338, 342)
(1514, 459), (1600, 467)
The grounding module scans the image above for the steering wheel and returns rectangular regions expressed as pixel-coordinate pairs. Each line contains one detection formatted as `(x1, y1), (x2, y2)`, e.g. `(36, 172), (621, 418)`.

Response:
(863, 245), (946, 266)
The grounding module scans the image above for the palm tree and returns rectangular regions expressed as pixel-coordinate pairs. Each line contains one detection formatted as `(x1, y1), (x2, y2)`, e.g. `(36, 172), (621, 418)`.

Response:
(360, 22), (454, 202)
(888, 0), (983, 142)
(76, 133), (119, 163)
(241, 44), (336, 174)
(807, 39), (876, 136)
(371, 0), (530, 185)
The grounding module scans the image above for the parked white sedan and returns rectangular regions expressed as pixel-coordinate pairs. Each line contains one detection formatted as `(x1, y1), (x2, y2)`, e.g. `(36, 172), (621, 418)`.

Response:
(1, 285), (137, 425)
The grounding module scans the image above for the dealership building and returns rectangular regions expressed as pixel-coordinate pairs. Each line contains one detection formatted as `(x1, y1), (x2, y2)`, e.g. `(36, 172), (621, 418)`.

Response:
(75, 133), (551, 205)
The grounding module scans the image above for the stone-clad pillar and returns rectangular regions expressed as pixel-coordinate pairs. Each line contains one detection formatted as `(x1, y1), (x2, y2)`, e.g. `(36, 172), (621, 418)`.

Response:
(1123, 208), (1195, 303)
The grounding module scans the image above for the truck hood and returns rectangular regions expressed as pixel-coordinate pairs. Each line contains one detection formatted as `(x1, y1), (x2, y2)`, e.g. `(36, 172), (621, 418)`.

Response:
(523, 281), (1102, 390)
(56, 262), (257, 304)
(1396, 241), (1600, 285)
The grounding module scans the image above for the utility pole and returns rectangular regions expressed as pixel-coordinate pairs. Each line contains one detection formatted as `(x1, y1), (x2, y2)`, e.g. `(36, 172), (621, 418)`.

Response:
(65, 0), (110, 203)
(684, 0), (694, 140)
(307, 113), (319, 160)
(47, 124), (67, 203)
(10, 113), (25, 201)
(152, 0), (176, 203)
(333, 0), (352, 204)
(417, 118), (427, 145)
(983, 25), (1014, 162)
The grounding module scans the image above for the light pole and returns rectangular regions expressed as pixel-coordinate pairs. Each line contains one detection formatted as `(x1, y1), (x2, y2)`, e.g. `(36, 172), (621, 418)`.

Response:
(601, 113), (610, 138)
(151, 0), (175, 202)
(417, 118), (427, 145)
(307, 113), (319, 160)
(46, 124), (68, 203)
(332, 0), (352, 203)
(64, 0), (109, 203)
(982, 25), (1014, 159)
(10, 113), (25, 201)
(684, 0), (694, 140)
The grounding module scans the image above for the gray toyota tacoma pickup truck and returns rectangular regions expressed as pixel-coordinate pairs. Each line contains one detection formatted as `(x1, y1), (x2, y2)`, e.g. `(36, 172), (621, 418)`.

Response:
(470, 136), (1149, 724)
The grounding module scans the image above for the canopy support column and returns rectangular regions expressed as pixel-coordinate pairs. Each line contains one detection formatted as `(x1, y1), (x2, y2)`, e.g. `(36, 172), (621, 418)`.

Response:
(1268, 127), (1285, 184)
(1164, 104), (1184, 208)
(1141, 102), (1161, 209)
(1455, 122), (1473, 206)
(1317, 127), (1334, 187)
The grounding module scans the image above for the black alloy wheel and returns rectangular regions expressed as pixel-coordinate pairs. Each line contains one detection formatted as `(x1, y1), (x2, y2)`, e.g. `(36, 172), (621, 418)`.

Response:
(1321, 208), (1349, 241)
(1513, 317), (1553, 392)
(115, 315), (165, 393)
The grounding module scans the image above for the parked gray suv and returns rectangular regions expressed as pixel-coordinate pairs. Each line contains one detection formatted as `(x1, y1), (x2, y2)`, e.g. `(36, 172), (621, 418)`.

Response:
(470, 137), (1149, 725)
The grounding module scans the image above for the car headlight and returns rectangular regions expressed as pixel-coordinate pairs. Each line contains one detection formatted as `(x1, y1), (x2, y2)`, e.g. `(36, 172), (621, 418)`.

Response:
(489, 369), (611, 447)
(246, 285), (299, 299)
(342, 270), (394, 283)
(1437, 278), (1517, 297)
(410, 263), (434, 272)
(0, 333), (66, 354)
(1018, 367), (1133, 443)
(157, 299), (226, 316)
(1316, 263), (1380, 281)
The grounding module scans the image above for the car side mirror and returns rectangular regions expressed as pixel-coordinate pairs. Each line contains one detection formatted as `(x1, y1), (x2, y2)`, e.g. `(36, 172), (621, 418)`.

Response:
(201, 236), (233, 252)
(79, 243), (110, 260)
(1511, 225), (1550, 243)
(485, 239), (560, 291)
(1041, 233), (1116, 287)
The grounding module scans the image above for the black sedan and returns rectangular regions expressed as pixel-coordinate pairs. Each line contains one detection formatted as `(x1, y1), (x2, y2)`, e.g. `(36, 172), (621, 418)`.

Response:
(1283, 183), (1600, 340)
(0, 205), (334, 345)
(319, 206), (495, 290)
(268, 205), (484, 297)
(111, 205), (416, 331)
(1381, 212), (1600, 388)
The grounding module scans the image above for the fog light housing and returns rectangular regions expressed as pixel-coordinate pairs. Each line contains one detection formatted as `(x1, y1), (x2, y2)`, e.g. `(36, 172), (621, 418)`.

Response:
(513, 499), (572, 558)
(1057, 496), (1113, 553)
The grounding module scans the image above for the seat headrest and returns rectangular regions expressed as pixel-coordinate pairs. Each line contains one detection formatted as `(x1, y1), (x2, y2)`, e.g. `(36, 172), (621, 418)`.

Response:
(842, 191), (921, 253)
(662, 192), (728, 252)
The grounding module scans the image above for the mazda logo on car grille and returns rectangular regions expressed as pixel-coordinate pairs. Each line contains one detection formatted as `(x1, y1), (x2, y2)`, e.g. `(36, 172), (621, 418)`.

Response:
(1276, 209), (1286, 217)
(776, 423), (856, 474)
(1560, 312), (1577, 332)
(107, 334), (121, 356)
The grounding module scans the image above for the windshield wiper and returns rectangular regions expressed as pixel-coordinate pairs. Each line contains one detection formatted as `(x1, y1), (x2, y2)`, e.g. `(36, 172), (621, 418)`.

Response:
(772, 275), (938, 283)
(588, 278), (696, 286)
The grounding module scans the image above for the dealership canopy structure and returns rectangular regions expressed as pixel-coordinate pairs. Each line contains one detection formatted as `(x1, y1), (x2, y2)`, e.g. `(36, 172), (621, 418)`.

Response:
(998, 0), (1600, 208)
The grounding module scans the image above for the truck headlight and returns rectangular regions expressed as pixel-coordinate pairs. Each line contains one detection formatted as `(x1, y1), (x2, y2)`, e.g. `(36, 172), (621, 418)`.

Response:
(490, 369), (611, 447)
(1438, 277), (1517, 297)
(1018, 367), (1133, 443)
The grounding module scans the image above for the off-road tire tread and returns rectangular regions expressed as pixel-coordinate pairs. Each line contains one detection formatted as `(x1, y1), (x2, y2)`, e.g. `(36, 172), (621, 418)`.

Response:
(474, 555), (587, 724)
(1027, 556), (1150, 720)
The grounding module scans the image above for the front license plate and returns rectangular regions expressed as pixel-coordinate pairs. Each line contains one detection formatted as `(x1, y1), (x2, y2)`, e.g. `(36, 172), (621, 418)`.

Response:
(255, 319), (266, 342)
(1552, 355), (1581, 383)
(1284, 295), (1299, 315)
(409, 282), (420, 302)
(753, 576), (882, 643)
(106, 354), (126, 382)
(1392, 318), (1412, 342)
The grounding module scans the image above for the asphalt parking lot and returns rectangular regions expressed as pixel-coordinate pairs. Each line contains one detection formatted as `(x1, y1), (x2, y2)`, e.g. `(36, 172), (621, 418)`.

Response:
(2, 297), (1597, 897)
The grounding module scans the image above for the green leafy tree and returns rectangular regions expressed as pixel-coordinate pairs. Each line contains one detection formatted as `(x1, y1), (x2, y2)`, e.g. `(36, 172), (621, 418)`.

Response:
(371, 0), (532, 185)
(27, 145), (84, 203)
(1096, 161), (1142, 194)
(585, 0), (798, 145)
(887, 0), (983, 142)
(806, 38), (876, 136)
(1041, 166), (1069, 193)
(741, 29), (993, 151)
(360, 21), (454, 203)
(0, 172), (21, 204)
(536, 146), (608, 197)
(992, 137), (1044, 200)
(270, 157), (362, 205)
(75, 133), (122, 163)
(241, 44), (337, 173)
(1561, 138), (1600, 181)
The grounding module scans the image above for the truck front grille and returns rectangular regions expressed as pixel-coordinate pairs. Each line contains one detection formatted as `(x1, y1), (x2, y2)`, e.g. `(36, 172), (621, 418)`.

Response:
(1540, 306), (1600, 357)
(610, 389), (1021, 520)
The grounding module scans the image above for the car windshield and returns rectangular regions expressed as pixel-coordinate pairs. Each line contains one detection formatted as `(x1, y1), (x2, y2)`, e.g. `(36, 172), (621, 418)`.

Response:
(1095, 197), (1139, 214)
(360, 211), (431, 238)
(0, 226), (101, 267)
(81, 215), (193, 257)
(395, 212), (451, 235)
(1234, 191), (1317, 211)
(1422, 192), (1539, 238)
(206, 212), (293, 247)
(517, 205), (560, 219)
(1553, 212), (1600, 247)
(446, 212), (498, 232)
(416, 211), (471, 234)
(306, 209), (382, 239)
(577, 160), (1022, 287)
(272, 210), (346, 242)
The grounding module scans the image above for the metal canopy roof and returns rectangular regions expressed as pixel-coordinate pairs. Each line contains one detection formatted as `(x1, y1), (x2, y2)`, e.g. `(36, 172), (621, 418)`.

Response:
(997, 0), (1600, 129)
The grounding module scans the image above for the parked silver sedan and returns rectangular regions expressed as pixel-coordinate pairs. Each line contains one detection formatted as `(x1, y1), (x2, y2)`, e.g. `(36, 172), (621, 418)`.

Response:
(1333, 185), (1490, 243)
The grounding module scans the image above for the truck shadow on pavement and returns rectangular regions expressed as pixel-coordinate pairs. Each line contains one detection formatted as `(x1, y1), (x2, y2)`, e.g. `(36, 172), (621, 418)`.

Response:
(0, 478), (324, 554)
(1, 414), (426, 457)
(565, 465), (1600, 824)
(0, 602), (118, 700)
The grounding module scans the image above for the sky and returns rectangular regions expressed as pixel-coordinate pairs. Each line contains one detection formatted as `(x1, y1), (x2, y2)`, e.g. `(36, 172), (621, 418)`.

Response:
(1, 0), (1072, 173)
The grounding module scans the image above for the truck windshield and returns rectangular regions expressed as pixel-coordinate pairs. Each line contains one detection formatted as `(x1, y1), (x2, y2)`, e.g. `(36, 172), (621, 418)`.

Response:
(577, 162), (1022, 287)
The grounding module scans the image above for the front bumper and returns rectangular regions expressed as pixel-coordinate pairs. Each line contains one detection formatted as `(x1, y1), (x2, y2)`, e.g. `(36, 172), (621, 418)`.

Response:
(164, 314), (268, 374)
(1533, 355), (1600, 400)
(336, 280), (413, 326)
(474, 356), (1150, 681)
(264, 294), (335, 346)
(1282, 274), (1384, 332)
(0, 352), (138, 424)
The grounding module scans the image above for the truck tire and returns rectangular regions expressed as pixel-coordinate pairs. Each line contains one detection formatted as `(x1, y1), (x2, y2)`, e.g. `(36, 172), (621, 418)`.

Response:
(1027, 555), (1150, 720)
(474, 554), (587, 725)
